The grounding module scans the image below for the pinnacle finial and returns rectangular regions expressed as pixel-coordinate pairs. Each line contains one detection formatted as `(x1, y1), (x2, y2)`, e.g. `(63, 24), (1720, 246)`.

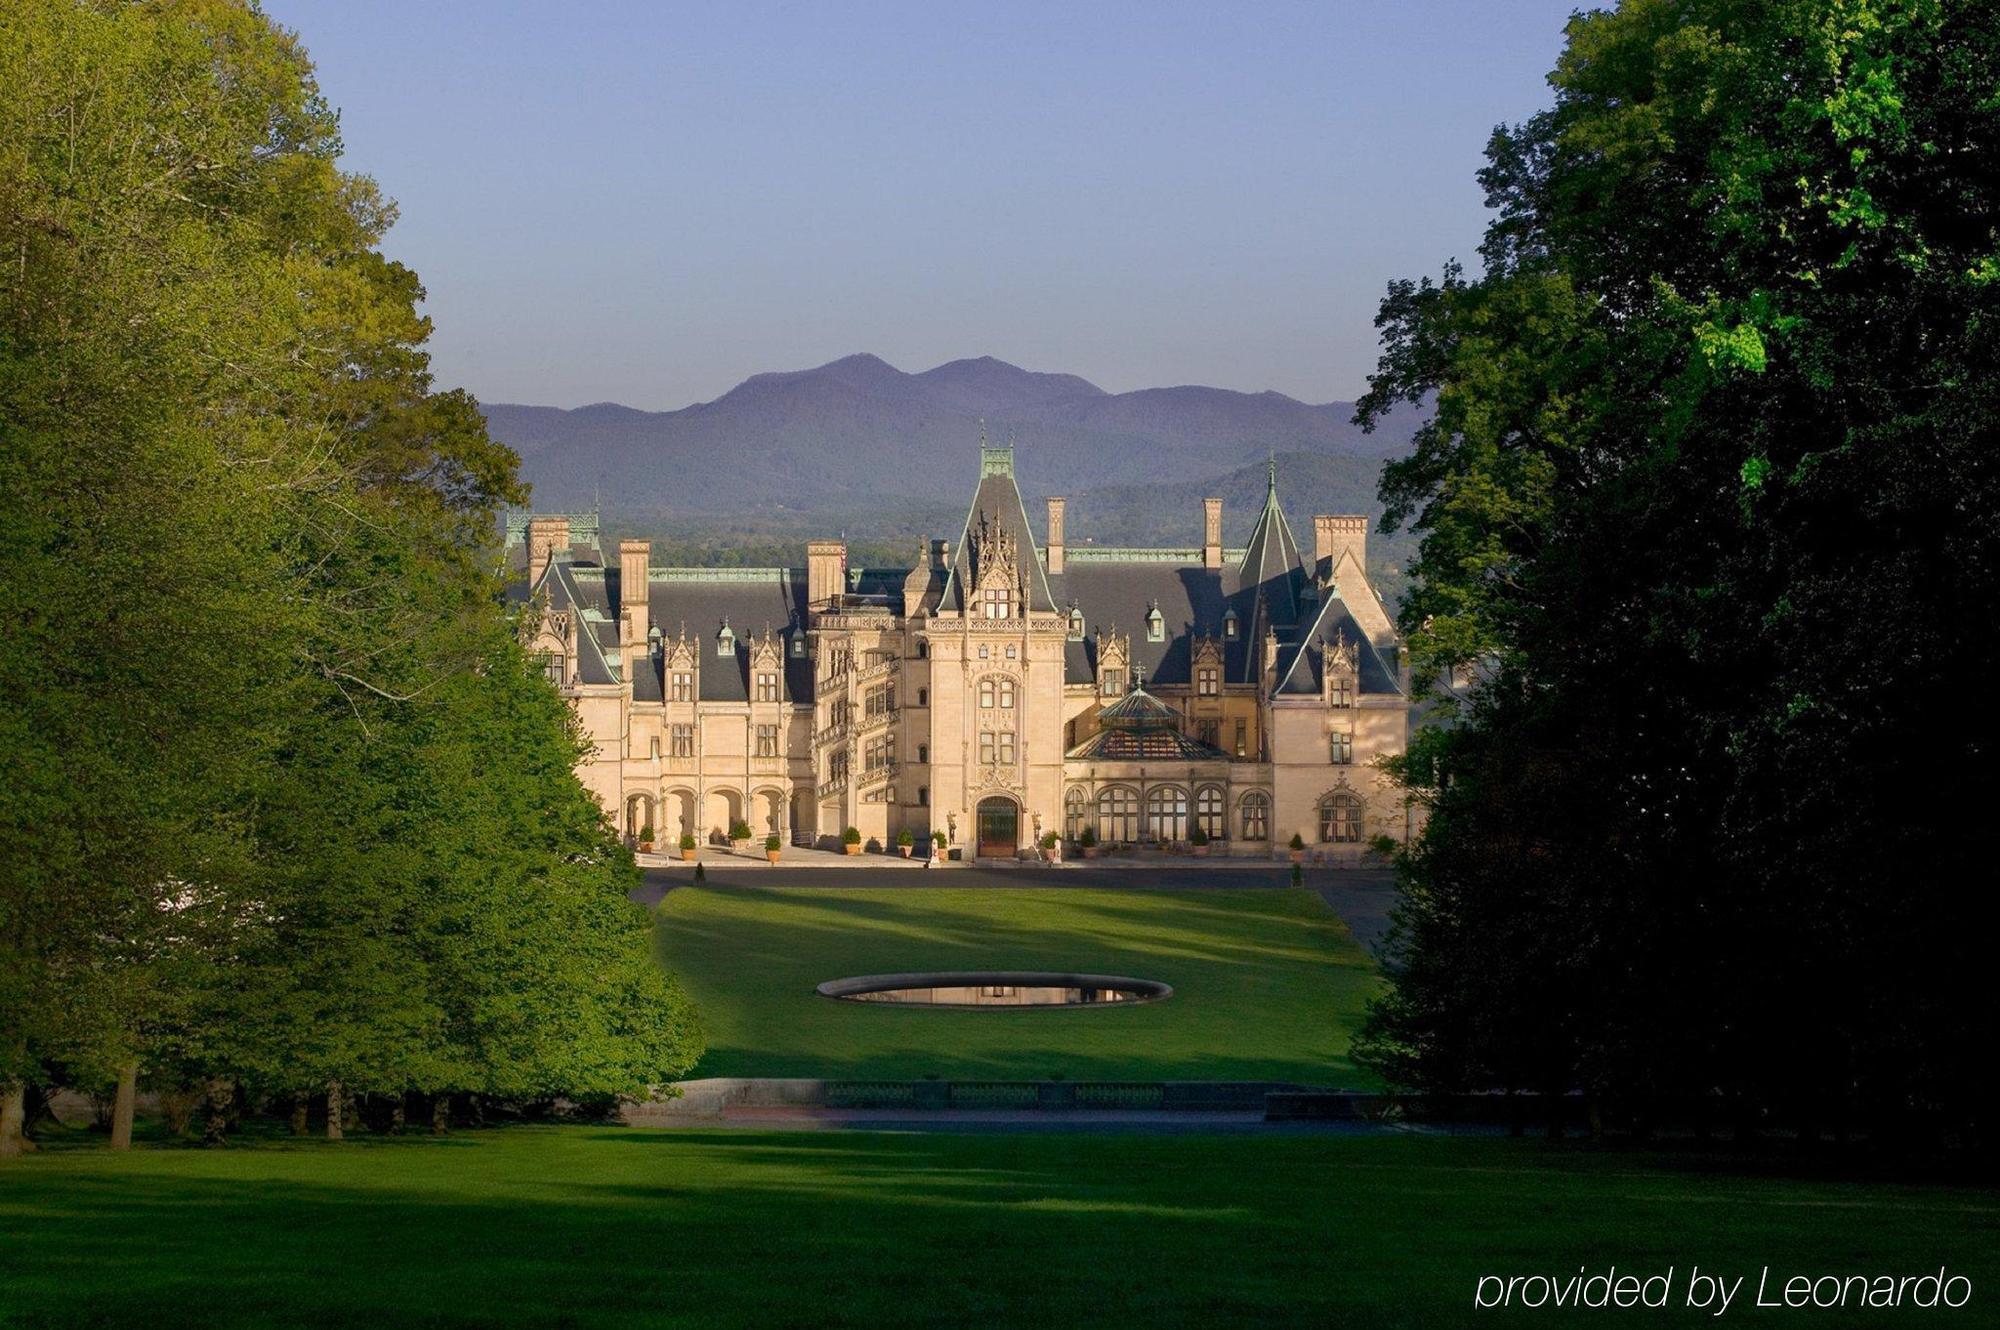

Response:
(1267, 448), (1277, 494)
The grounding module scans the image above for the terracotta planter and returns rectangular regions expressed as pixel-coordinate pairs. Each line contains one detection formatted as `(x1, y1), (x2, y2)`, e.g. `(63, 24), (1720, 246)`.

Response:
(1288, 850), (1305, 864)
(844, 843), (861, 856)
(730, 839), (751, 855)
(1082, 846), (1099, 859)
(766, 850), (782, 865)
(1191, 844), (1209, 858)
(899, 845), (913, 858)
(638, 842), (654, 854)
(681, 848), (697, 863)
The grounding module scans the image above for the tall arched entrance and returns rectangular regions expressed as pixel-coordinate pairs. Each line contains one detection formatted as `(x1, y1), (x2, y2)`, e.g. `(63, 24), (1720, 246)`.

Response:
(976, 796), (1019, 859)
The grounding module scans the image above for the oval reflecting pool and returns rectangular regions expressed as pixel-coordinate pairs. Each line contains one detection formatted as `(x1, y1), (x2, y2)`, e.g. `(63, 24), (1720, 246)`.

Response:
(817, 971), (1171, 1008)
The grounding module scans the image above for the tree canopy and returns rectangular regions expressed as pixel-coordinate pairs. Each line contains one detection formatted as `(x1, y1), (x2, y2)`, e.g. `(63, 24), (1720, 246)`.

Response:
(0, 0), (698, 1151)
(1355, 0), (1998, 1144)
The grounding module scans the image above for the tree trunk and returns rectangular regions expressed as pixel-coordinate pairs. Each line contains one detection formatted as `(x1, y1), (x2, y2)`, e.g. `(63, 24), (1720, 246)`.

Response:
(430, 1094), (450, 1135)
(109, 1058), (139, 1151)
(388, 1096), (406, 1134)
(289, 1092), (310, 1136)
(201, 1077), (233, 1147)
(325, 1079), (345, 1141)
(0, 1082), (29, 1156)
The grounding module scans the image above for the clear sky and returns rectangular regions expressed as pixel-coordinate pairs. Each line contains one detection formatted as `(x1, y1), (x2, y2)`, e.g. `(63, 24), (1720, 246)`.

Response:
(265, 0), (1584, 409)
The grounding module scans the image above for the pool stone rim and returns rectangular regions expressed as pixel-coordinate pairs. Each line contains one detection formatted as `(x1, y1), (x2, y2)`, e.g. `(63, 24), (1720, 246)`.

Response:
(815, 971), (1173, 1009)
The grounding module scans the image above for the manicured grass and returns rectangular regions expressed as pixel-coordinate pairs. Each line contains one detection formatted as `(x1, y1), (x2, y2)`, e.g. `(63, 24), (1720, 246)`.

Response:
(3, 1128), (1994, 1327)
(656, 884), (1379, 1083)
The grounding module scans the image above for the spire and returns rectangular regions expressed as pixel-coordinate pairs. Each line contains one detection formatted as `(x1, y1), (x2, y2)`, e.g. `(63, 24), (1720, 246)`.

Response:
(1236, 455), (1306, 629)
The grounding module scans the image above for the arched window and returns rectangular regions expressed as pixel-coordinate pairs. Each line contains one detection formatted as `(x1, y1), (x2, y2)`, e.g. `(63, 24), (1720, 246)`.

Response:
(1097, 787), (1138, 844)
(916, 744), (929, 764)
(1318, 791), (1363, 843)
(1195, 786), (1224, 838)
(1239, 791), (1270, 841)
(1065, 788), (1088, 839)
(979, 678), (996, 709)
(998, 678), (1016, 709)
(1145, 787), (1188, 842)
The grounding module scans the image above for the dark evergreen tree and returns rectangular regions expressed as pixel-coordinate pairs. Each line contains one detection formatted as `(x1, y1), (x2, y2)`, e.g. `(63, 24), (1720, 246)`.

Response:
(1356, 0), (2000, 1144)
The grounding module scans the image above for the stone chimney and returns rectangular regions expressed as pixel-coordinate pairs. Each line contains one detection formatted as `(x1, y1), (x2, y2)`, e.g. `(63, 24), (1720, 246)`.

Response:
(1046, 497), (1067, 574)
(618, 539), (650, 647)
(527, 516), (570, 584)
(1314, 515), (1368, 587)
(807, 539), (847, 611)
(1202, 498), (1223, 570)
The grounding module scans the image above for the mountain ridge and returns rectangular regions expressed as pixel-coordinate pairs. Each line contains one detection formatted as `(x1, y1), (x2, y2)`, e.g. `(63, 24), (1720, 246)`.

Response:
(485, 353), (1421, 517)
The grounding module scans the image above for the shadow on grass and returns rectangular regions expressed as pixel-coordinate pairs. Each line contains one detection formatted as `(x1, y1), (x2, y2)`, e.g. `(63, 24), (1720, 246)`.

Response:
(4, 1128), (1995, 1329)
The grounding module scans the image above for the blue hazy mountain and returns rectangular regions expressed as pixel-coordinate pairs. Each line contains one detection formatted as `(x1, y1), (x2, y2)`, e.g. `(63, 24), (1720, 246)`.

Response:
(484, 353), (1421, 517)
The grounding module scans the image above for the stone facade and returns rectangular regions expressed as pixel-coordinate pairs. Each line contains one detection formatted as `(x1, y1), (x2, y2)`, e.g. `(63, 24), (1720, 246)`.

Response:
(515, 443), (1413, 862)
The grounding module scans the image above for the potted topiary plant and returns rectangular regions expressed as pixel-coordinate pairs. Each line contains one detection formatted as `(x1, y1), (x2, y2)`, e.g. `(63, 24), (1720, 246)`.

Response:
(1189, 823), (1210, 857)
(1078, 825), (1099, 858)
(728, 819), (753, 852)
(896, 828), (915, 858)
(679, 831), (698, 863)
(637, 823), (654, 853)
(1039, 830), (1060, 863)
(765, 833), (783, 865)
(842, 826), (862, 856)
(1288, 831), (1307, 864)
(932, 829), (947, 857)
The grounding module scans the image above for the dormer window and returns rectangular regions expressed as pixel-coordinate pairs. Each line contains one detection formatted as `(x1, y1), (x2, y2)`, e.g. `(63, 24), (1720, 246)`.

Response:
(1145, 602), (1165, 643)
(1068, 607), (1085, 640)
(1223, 607), (1239, 639)
(790, 632), (805, 658)
(647, 626), (662, 657)
(716, 621), (735, 657)
(982, 587), (1012, 619)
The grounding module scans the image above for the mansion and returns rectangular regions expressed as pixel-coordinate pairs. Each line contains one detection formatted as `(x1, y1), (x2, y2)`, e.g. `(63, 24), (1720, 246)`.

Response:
(515, 444), (1412, 862)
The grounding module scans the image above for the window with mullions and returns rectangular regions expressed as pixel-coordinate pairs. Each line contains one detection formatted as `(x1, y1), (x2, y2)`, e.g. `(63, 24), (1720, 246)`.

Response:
(1195, 786), (1224, 838)
(1097, 787), (1138, 843)
(1239, 791), (1270, 840)
(1318, 792), (1363, 843)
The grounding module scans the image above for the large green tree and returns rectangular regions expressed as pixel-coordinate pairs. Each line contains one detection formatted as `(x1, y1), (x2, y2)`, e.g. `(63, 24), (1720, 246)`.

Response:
(1, 0), (698, 1153)
(1356, 0), (1999, 1143)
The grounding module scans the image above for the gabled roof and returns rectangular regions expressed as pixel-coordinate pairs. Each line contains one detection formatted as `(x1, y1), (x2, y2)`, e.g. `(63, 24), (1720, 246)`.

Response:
(1049, 560), (1247, 686)
(1272, 590), (1405, 698)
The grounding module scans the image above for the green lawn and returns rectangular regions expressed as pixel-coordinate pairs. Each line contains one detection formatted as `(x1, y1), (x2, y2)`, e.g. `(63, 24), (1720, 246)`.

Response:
(656, 884), (1379, 1083)
(3, 1128), (1994, 1328)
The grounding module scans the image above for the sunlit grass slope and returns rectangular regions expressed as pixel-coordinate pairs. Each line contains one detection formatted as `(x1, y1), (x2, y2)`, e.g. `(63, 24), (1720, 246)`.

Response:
(656, 885), (1379, 1083)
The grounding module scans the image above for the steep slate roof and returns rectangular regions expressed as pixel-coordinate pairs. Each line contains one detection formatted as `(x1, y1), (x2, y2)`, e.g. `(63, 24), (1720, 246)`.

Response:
(1049, 557), (1246, 686)
(627, 569), (814, 703)
(529, 557), (813, 702)
(1272, 590), (1405, 698)
(941, 444), (1059, 615)
(1235, 459), (1307, 635)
